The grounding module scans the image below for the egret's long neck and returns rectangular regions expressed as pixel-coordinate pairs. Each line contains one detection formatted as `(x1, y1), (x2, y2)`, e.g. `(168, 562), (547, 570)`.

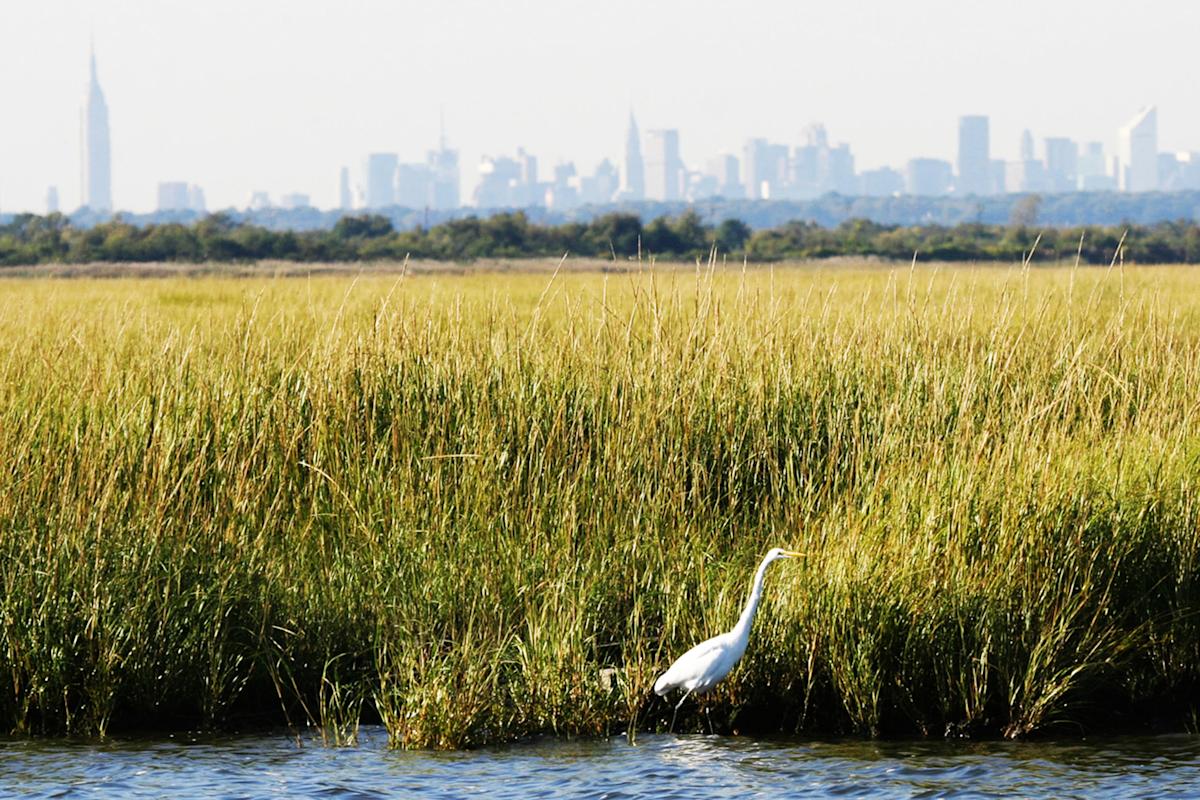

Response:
(731, 555), (774, 639)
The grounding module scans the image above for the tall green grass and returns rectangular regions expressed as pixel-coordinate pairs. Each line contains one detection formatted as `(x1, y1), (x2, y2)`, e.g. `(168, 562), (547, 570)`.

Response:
(1, 261), (1198, 746)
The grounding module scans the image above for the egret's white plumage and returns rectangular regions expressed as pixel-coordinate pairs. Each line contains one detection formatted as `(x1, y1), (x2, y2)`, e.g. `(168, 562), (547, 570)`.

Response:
(653, 548), (802, 728)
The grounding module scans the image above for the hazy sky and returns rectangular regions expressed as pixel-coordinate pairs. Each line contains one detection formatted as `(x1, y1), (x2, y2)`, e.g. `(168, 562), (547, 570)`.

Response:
(2, 0), (1198, 213)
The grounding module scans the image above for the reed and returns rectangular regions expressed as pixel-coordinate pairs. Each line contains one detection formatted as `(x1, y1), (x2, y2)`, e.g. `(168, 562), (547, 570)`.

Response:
(0, 260), (1197, 746)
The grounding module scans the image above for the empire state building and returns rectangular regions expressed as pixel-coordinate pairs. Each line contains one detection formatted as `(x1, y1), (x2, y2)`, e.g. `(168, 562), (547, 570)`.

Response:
(81, 47), (112, 212)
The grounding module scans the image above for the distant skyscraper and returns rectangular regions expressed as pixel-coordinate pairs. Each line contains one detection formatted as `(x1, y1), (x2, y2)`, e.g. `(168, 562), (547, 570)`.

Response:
(579, 159), (620, 205)
(1163, 152), (1200, 191)
(187, 185), (206, 212)
(905, 158), (953, 196)
(790, 125), (854, 198)
(81, 45), (112, 212)
(622, 112), (645, 200)
(1005, 159), (1047, 193)
(1043, 137), (1078, 192)
(474, 155), (522, 207)
(705, 154), (741, 197)
(157, 182), (190, 211)
(157, 182), (205, 212)
(515, 147), (540, 205)
(427, 132), (460, 210)
(364, 153), (399, 208)
(1020, 130), (1035, 162)
(545, 162), (580, 209)
(956, 116), (991, 196)
(745, 138), (789, 199)
(1077, 142), (1113, 190)
(339, 167), (353, 210)
(1118, 106), (1158, 192)
(990, 160), (1007, 194)
(817, 143), (856, 195)
(860, 167), (904, 197)
(789, 139), (818, 198)
(45, 186), (60, 214)
(395, 163), (432, 209)
(1005, 129), (1047, 193)
(644, 129), (682, 201)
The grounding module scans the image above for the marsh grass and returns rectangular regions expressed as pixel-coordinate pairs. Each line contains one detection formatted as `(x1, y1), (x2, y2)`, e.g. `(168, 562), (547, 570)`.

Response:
(1, 259), (1198, 746)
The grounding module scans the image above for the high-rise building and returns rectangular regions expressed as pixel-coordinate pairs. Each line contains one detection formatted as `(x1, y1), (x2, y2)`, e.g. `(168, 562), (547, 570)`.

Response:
(860, 167), (904, 197)
(386, 131), (462, 211)
(1118, 106), (1158, 192)
(427, 140), (460, 210)
(644, 129), (682, 201)
(515, 148), (541, 205)
(1077, 142), (1113, 190)
(1020, 130), (1035, 162)
(704, 154), (741, 198)
(339, 167), (353, 210)
(790, 140), (819, 198)
(622, 112), (645, 200)
(1005, 159), (1047, 193)
(45, 186), (60, 214)
(364, 153), (399, 208)
(1004, 129), (1048, 193)
(545, 162), (579, 209)
(956, 116), (991, 196)
(81, 46), (112, 212)
(817, 143), (856, 195)
(990, 160), (1007, 194)
(905, 159), (953, 196)
(579, 159), (620, 205)
(1161, 152), (1200, 191)
(157, 182), (205, 212)
(1043, 137), (1078, 193)
(745, 138), (789, 199)
(791, 124), (854, 198)
(157, 183), (186, 211)
(474, 155), (522, 207)
(187, 185), (206, 212)
(395, 163), (432, 208)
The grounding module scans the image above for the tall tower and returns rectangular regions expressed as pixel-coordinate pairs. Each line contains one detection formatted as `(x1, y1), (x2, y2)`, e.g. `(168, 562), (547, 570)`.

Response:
(956, 116), (991, 196)
(1019, 129), (1035, 162)
(339, 166), (353, 210)
(1118, 106), (1158, 192)
(81, 44), (113, 212)
(622, 111), (645, 200)
(644, 129), (682, 201)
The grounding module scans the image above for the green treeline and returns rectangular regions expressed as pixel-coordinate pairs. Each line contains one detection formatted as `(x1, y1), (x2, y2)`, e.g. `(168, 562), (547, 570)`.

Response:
(4, 210), (1200, 266)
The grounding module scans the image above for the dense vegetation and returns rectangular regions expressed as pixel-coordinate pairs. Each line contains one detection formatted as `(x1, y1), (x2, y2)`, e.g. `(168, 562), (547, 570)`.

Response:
(4, 210), (1200, 266)
(25, 188), (1200, 233)
(1, 264), (1199, 747)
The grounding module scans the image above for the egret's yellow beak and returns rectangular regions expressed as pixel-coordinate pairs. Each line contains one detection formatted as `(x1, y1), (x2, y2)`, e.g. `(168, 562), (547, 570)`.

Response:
(781, 550), (805, 559)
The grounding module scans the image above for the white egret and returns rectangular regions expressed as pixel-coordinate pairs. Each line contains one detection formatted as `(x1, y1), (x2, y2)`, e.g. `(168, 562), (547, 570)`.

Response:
(653, 548), (803, 731)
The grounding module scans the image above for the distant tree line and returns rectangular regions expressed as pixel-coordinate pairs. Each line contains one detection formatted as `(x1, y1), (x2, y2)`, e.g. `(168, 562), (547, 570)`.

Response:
(13, 190), (1200, 234)
(3, 210), (1200, 266)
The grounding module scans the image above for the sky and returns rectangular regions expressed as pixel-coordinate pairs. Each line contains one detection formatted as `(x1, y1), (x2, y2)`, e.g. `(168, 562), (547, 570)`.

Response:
(1, 0), (1198, 213)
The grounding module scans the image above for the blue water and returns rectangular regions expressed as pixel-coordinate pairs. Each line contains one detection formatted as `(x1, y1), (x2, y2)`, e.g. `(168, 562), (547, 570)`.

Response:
(3, 727), (1198, 798)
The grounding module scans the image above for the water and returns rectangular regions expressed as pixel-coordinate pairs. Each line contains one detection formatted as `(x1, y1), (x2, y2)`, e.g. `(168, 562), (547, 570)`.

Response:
(2, 728), (1198, 799)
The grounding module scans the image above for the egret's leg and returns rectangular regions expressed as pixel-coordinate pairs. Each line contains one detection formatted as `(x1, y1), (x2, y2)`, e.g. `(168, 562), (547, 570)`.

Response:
(704, 704), (713, 735)
(669, 690), (692, 734)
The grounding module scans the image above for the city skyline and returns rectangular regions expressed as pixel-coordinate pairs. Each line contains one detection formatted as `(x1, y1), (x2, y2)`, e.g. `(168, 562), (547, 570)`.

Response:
(3, 1), (1200, 213)
(45, 49), (1197, 216)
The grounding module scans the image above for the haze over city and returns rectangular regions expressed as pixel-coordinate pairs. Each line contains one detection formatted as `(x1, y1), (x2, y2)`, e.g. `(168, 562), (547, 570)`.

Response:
(2, 0), (1199, 214)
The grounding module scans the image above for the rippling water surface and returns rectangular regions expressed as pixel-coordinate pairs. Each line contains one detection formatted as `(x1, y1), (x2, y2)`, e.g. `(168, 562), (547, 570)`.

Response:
(3, 727), (1198, 799)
